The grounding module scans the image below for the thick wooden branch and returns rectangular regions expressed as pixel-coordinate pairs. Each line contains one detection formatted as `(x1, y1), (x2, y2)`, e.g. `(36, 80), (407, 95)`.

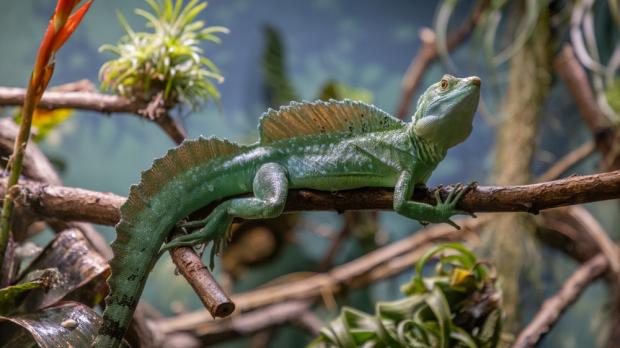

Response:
(169, 240), (235, 318)
(157, 219), (480, 334)
(0, 87), (137, 113)
(513, 254), (608, 348)
(0, 86), (186, 145)
(1, 171), (617, 324)
(0, 171), (618, 227)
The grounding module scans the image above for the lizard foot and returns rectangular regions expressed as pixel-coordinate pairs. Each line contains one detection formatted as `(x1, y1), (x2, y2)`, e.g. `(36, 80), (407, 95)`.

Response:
(433, 182), (477, 229)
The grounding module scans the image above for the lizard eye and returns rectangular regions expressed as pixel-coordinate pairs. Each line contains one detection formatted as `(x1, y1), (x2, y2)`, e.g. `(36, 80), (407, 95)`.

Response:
(439, 78), (449, 90)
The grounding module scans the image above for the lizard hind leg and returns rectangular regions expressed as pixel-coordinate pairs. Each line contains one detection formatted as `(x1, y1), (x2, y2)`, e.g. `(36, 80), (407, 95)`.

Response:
(160, 162), (289, 269)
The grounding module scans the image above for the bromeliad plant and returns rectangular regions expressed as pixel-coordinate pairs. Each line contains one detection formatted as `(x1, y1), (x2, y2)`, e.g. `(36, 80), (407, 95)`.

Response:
(0, 2), (108, 346)
(99, 0), (228, 109)
(311, 243), (503, 348)
(0, 0), (92, 274)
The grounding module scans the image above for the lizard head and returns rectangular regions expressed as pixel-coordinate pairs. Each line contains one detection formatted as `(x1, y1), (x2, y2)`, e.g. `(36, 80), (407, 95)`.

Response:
(411, 74), (480, 150)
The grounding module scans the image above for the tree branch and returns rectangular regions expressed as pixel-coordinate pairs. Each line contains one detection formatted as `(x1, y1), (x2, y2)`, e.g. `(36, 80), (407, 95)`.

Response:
(0, 171), (618, 227)
(0, 87), (227, 318)
(156, 219), (481, 334)
(513, 254), (608, 348)
(189, 300), (313, 345)
(0, 86), (187, 145)
(554, 45), (620, 169)
(536, 141), (595, 182)
(169, 238), (235, 318)
(1, 171), (618, 323)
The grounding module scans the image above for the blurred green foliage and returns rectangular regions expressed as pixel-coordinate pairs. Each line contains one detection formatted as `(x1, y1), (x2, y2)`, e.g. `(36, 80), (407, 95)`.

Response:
(261, 25), (372, 108)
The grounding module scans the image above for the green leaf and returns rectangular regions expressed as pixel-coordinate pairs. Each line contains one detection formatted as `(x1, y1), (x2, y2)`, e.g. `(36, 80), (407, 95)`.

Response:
(16, 229), (109, 311)
(425, 287), (452, 348)
(311, 243), (502, 348)
(0, 268), (59, 316)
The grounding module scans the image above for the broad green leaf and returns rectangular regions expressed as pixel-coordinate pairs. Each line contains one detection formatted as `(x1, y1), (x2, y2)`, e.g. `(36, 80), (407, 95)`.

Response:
(425, 287), (452, 348)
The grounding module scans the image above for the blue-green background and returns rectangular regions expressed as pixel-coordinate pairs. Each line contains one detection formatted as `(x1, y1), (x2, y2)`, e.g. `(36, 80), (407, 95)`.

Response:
(0, 1), (616, 347)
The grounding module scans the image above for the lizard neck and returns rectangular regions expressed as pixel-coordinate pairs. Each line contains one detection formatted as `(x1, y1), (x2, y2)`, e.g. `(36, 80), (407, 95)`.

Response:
(409, 129), (446, 166)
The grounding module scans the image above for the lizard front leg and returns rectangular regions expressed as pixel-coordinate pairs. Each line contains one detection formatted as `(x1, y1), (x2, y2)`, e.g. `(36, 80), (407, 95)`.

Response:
(160, 163), (289, 268)
(393, 170), (473, 229)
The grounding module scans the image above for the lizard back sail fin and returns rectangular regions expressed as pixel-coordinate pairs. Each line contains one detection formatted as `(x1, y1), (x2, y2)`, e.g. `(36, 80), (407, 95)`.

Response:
(98, 136), (244, 347)
(258, 99), (405, 144)
(121, 136), (242, 212)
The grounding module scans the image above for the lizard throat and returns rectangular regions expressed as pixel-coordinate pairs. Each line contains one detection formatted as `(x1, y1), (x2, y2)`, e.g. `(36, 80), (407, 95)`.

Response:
(411, 133), (446, 165)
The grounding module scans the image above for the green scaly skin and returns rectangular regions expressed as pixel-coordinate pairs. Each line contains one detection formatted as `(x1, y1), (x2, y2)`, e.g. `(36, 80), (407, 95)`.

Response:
(94, 75), (480, 347)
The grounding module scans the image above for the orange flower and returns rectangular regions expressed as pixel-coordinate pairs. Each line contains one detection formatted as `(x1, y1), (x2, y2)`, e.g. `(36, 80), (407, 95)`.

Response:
(33, 0), (93, 95)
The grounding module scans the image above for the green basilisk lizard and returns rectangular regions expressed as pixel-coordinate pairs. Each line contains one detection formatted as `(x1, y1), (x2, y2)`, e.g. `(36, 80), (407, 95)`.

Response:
(95, 74), (481, 347)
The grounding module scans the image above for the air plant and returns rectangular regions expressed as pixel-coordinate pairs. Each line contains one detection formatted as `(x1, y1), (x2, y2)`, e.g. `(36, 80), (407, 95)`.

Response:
(434, 0), (620, 123)
(310, 243), (503, 348)
(99, 0), (228, 109)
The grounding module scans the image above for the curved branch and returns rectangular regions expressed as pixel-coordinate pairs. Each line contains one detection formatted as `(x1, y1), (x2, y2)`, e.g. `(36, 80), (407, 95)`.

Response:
(513, 254), (608, 348)
(0, 87), (186, 144)
(0, 171), (619, 227)
(157, 219), (481, 334)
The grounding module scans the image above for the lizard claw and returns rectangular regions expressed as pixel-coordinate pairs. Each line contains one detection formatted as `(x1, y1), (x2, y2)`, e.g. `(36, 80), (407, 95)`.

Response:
(446, 218), (461, 230)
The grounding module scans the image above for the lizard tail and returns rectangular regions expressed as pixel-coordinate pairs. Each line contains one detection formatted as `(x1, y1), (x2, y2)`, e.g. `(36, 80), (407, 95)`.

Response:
(95, 137), (244, 348)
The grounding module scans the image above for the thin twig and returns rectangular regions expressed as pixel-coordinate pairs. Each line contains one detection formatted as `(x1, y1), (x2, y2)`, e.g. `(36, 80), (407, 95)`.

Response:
(192, 300), (313, 345)
(293, 309), (324, 336)
(169, 233), (235, 318)
(567, 206), (620, 277)
(315, 212), (354, 271)
(157, 219), (481, 334)
(536, 141), (596, 182)
(513, 254), (608, 348)
(0, 171), (619, 227)
(396, 0), (490, 119)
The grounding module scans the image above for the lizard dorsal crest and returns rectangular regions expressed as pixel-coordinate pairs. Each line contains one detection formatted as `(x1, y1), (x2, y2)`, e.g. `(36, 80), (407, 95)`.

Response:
(258, 100), (405, 144)
(121, 137), (243, 219)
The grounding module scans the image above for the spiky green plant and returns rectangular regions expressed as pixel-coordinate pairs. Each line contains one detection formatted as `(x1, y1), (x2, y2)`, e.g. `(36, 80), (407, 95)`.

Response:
(99, 0), (228, 109)
(310, 243), (503, 348)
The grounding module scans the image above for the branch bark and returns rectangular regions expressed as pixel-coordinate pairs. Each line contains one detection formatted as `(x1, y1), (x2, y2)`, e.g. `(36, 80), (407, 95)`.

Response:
(156, 219), (482, 334)
(169, 238), (235, 318)
(0, 87), (225, 318)
(189, 300), (313, 345)
(0, 87), (187, 145)
(0, 171), (618, 227)
(513, 254), (608, 348)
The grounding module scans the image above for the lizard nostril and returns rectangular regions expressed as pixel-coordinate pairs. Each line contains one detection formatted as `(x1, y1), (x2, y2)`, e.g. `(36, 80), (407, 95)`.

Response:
(470, 77), (481, 87)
